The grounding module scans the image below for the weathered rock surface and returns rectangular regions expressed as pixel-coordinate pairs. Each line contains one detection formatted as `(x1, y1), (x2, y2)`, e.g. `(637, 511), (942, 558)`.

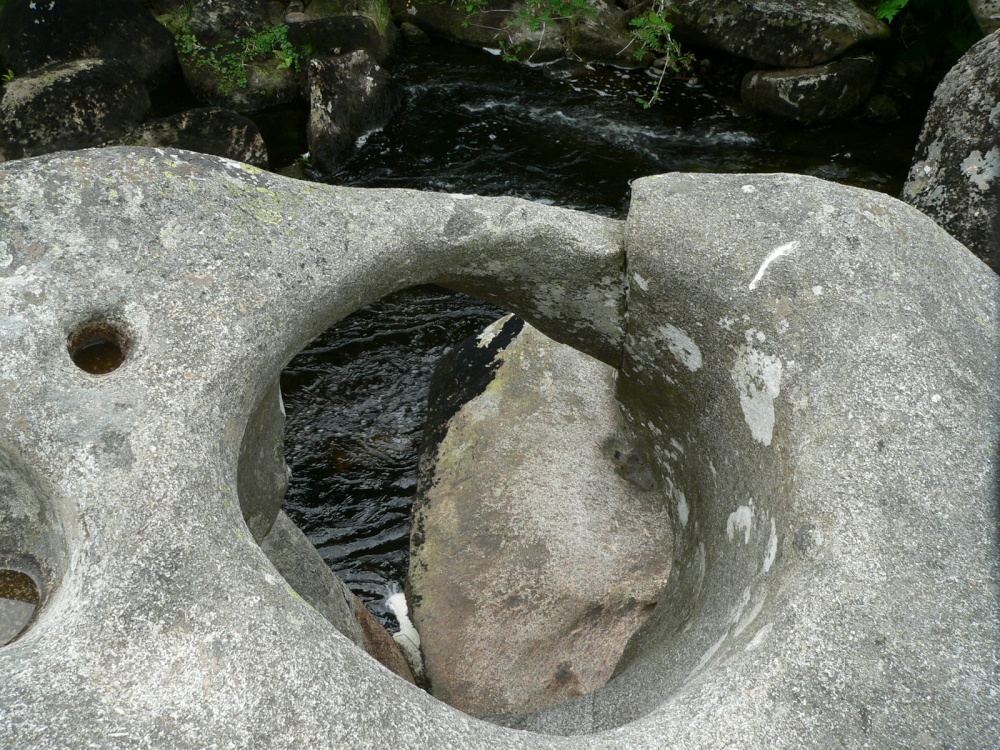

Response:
(287, 15), (395, 66)
(0, 0), (177, 86)
(260, 512), (416, 683)
(410, 318), (671, 718)
(902, 29), (999, 272)
(184, 0), (271, 40)
(0, 147), (994, 749)
(968, 0), (1000, 33)
(307, 51), (392, 174)
(669, 0), (889, 67)
(0, 59), (150, 160)
(401, 0), (639, 66)
(111, 107), (269, 168)
(741, 53), (879, 123)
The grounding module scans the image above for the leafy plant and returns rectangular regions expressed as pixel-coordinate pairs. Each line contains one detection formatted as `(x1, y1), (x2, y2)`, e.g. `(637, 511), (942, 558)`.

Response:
(628, 4), (694, 108)
(1, 69), (13, 83)
(162, 11), (310, 95)
(360, 0), (394, 34)
(875, 0), (909, 22)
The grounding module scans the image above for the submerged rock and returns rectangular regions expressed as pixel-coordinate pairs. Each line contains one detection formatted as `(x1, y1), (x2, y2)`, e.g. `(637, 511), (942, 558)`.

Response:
(741, 53), (879, 123)
(409, 318), (672, 718)
(902, 29), (999, 272)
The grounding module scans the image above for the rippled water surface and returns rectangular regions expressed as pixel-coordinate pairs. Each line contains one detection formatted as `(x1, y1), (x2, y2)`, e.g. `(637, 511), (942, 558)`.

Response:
(279, 44), (924, 626)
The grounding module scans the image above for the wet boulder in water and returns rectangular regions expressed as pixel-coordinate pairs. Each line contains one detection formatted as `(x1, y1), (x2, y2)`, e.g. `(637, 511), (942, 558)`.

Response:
(669, 0), (888, 68)
(741, 53), (880, 124)
(0, 59), (150, 160)
(409, 318), (672, 718)
(307, 51), (392, 174)
(902, 29), (1000, 273)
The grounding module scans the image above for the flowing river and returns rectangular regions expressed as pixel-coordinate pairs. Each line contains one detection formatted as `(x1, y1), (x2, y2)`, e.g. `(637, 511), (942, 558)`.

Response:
(277, 43), (926, 626)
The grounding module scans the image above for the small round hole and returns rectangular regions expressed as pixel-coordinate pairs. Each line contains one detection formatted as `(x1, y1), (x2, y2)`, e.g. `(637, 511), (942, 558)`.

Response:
(0, 569), (39, 646)
(68, 322), (129, 374)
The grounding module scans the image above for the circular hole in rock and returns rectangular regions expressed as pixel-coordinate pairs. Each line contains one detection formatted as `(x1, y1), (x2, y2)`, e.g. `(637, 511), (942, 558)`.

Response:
(68, 322), (129, 374)
(0, 569), (39, 646)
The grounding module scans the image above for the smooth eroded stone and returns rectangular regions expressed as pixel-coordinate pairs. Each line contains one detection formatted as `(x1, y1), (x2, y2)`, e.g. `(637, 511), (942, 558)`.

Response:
(741, 54), (879, 124)
(410, 319), (671, 718)
(0, 59), (150, 160)
(237, 379), (288, 541)
(568, 0), (643, 68)
(902, 29), (1000, 272)
(0, 147), (993, 748)
(307, 51), (392, 174)
(669, 0), (889, 67)
(259, 512), (416, 683)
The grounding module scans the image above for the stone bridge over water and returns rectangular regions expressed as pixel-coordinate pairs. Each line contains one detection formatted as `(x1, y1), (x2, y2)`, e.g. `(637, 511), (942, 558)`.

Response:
(0, 147), (996, 748)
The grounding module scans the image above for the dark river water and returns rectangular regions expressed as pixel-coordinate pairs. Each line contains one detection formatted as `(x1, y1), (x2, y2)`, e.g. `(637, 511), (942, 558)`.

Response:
(276, 43), (925, 627)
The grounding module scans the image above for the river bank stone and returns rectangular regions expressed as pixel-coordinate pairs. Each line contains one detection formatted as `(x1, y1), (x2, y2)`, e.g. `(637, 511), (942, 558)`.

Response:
(741, 53), (879, 123)
(110, 107), (270, 168)
(0, 59), (150, 160)
(902, 29), (1000, 273)
(0, 147), (994, 748)
(669, 0), (889, 67)
(410, 319), (671, 718)
(307, 51), (393, 175)
(0, 0), (177, 86)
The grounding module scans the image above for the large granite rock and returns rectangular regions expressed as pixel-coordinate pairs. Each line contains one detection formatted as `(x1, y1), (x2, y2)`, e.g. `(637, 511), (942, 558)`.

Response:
(0, 147), (994, 749)
(741, 53), (879, 123)
(307, 51), (393, 175)
(0, 0), (177, 85)
(110, 107), (270, 169)
(669, 0), (889, 67)
(902, 29), (999, 272)
(0, 59), (150, 160)
(410, 318), (671, 718)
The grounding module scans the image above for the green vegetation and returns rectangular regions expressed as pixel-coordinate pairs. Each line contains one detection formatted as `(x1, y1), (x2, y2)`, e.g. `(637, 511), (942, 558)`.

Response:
(160, 9), (310, 95)
(628, 2), (694, 108)
(458, 0), (691, 105)
(1, 69), (13, 83)
(360, 0), (394, 34)
(875, 0), (910, 23)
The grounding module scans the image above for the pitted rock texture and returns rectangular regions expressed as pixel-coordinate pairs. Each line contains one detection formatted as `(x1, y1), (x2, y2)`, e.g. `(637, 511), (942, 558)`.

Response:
(668, 0), (889, 67)
(902, 29), (1000, 272)
(741, 54), (879, 123)
(410, 320), (671, 718)
(0, 148), (994, 749)
(969, 0), (1000, 33)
